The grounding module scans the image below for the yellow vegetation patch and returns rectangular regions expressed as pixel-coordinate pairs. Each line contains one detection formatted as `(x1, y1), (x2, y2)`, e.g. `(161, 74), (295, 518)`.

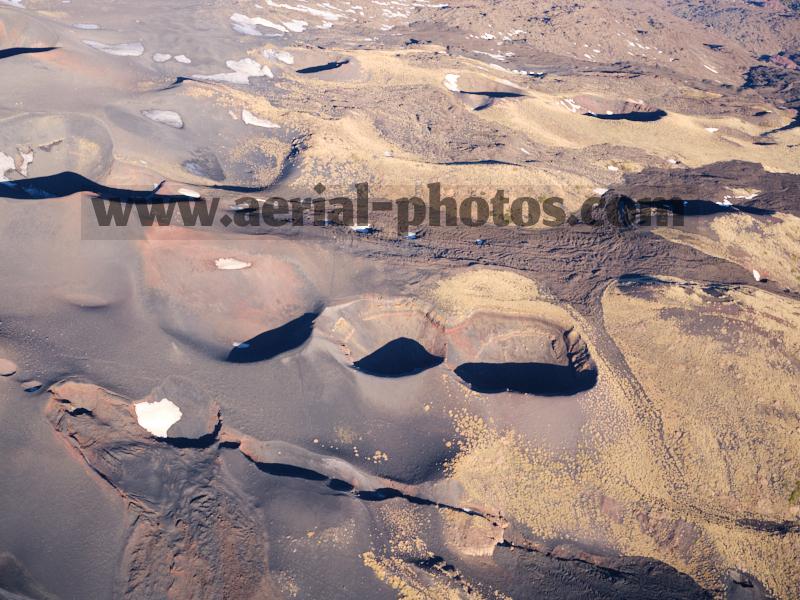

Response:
(438, 276), (800, 597)
(479, 94), (800, 173)
(655, 211), (800, 290)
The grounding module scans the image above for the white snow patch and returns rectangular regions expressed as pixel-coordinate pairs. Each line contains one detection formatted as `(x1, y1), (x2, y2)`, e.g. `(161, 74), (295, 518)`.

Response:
(473, 50), (505, 61)
(231, 12), (288, 35)
(18, 149), (33, 176)
(229, 199), (265, 211)
(142, 109), (184, 129)
(561, 98), (582, 113)
(0, 152), (15, 182)
(265, 0), (341, 20)
(194, 58), (273, 84)
(134, 398), (182, 438)
(705, 127), (719, 133)
(752, 269), (762, 282)
(443, 73), (460, 92)
(0, 149), (32, 179)
(283, 19), (308, 32)
(726, 190), (760, 201)
(607, 165), (619, 172)
(174, 54), (191, 64)
(153, 53), (172, 62)
(215, 257), (252, 270)
(242, 109), (280, 128)
(593, 187), (609, 196)
(73, 23), (99, 29)
(178, 188), (201, 198)
(83, 40), (144, 56)
(263, 49), (294, 64)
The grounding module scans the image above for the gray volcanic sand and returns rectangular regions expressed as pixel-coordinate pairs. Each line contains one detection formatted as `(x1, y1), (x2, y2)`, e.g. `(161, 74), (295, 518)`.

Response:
(0, 377), (126, 599)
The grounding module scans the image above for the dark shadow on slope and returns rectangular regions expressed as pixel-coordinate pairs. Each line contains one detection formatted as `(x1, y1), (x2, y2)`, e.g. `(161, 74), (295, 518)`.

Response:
(0, 171), (189, 203)
(586, 194), (774, 228)
(328, 479), (355, 492)
(160, 76), (197, 90)
(454, 362), (597, 396)
(255, 462), (328, 481)
(0, 46), (57, 60)
(435, 159), (520, 167)
(587, 109), (667, 122)
(630, 198), (774, 221)
(353, 338), (443, 377)
(161, 418), (222, 449)
(296, 60), (349, 74)
(763, 112), (800, 135)
(226, 312), (317, 363)
(461, 91), (526, 99)
(0, 170), (267, 201)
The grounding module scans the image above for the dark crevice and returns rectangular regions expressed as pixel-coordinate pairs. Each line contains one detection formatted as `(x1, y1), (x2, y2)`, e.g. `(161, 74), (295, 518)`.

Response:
(353, 487), (482, 517)
(239, 452), (491, 519)
(499, 540), (630, 580)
